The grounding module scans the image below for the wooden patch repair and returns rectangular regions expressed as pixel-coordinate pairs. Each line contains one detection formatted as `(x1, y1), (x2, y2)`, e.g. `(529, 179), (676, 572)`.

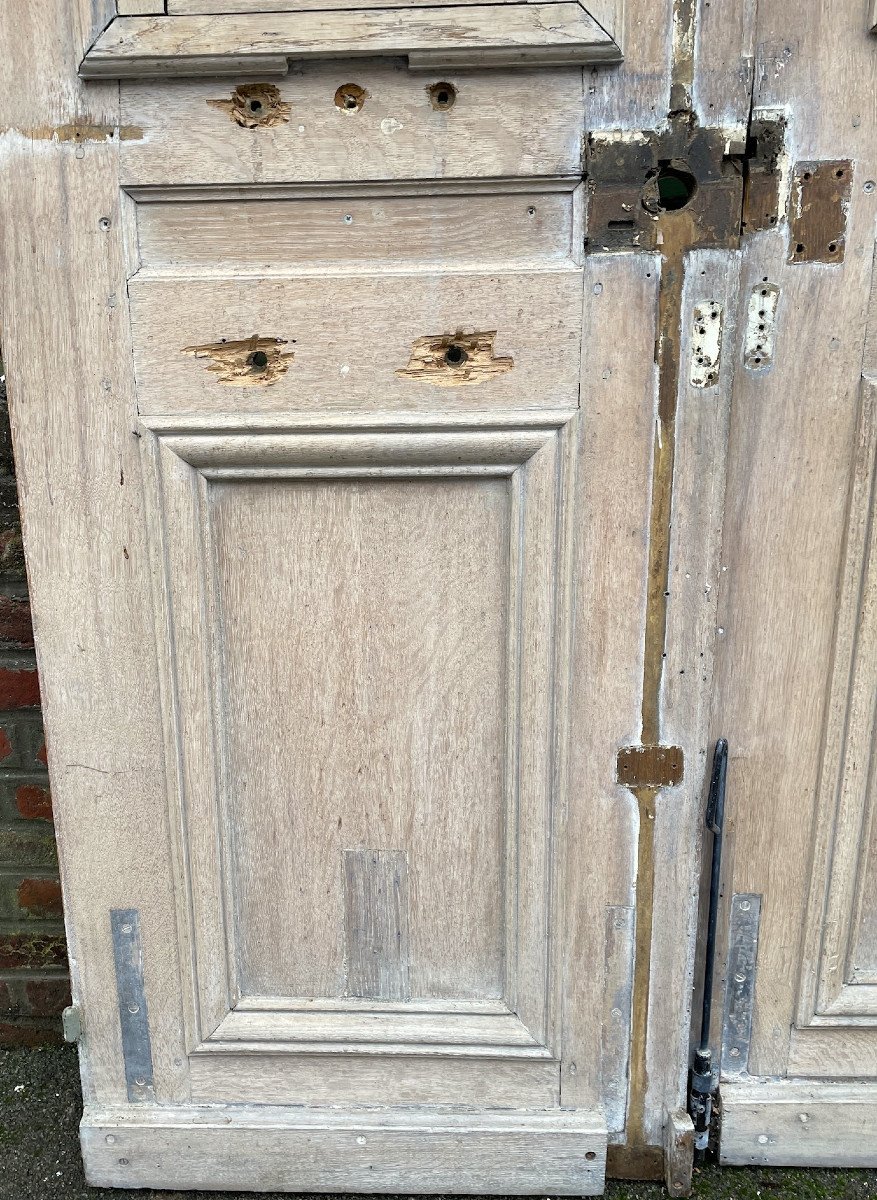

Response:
(616, 744), (684, 789)
(343, 849), (410, 1002)
(207, 83), (291, 128)
(181, 335), (294, 386)
(396, 331), (513, 388)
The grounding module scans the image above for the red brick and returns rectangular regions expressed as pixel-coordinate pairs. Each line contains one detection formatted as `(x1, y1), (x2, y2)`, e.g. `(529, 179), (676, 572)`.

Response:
(17, 878), (63, 918)
(0, 933), (67, 970)
(25, 976), (71, 1016)
(0, 728), (11, 761)
(15, 783), (52, 821)
(0, 595), (33, 648)
(0, 1020), (63, 1047)
(0, 666), (40, 708)
(37, 741), (47, 766)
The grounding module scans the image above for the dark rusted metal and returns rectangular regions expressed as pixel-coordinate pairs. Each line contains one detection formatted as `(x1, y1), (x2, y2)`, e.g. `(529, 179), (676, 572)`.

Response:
(788, 160), (852, 264)
(585, 118), (744, 254)
(741, 117), (786, 234)
(616, 744), (684, 789)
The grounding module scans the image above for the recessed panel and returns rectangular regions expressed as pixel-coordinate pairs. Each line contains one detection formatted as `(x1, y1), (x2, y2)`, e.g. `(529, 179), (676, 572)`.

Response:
(208, 476), (509, 1000)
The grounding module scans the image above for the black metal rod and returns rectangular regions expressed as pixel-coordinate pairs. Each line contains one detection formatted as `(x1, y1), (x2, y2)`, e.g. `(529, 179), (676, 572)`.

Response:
(689, 737), (728, 1160)
(700, 736), (728, 1052)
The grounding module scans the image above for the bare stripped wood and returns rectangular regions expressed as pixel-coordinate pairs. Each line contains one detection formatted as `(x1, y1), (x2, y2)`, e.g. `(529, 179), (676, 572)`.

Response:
(561, 255), (658, 1115)
(117, 0), (165, 12)
(663, 1110), (694, 1197)
(128, 272), (584, 416)
(210, 1009), (542, 1046)
(119, 68), (586, 186)
(0, 0), (190, 1106)
(797, 378), (877, 1021)
(649, 249), (740, 1138)
(601, 905), (635, 1134)
(170, 0), (528, 8)
(586, 0), (673, 129)
(720, 1082), (877, 1167)
(81, 1105), (608, 1194)
(344, 850), (410, 1001)
(787, 1026), (877, 1078)
(189, 1052), (561, 1107)
(711, 0), (877, 1087)
(80, 8), (621, 78)
(692, 0), (756, 139)
(135, 192), (577, 275)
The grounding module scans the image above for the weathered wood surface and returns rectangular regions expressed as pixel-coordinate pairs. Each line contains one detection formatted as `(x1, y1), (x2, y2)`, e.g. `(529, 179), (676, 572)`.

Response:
(721, 1082), (877, 1167)
(81, 8), (621, 77)
(119, 68), (586, 186)
(81, 1106), (608, 1193)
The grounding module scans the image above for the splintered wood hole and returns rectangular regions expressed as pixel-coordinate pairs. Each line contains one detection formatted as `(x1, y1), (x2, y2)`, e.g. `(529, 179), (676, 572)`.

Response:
(397, 331), (513, 388)
(334, 83), (367, 113)
(428, 81), (457, 110)
(181, 335), (294, 387)
(207, 83), (291, 129)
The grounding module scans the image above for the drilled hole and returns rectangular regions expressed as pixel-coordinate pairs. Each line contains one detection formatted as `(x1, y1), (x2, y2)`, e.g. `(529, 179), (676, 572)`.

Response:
(248, 350), (269, 371)
(444, 344), (468, 367)
(828, 241), (838, 253)
(334, 83), (367, 113)
(249, 99), (262, 113)
(429, 81), (457, 110)
(802, 171), (812, 182)
(835, 168), (845, 178)
(795, 243), (805, 254)
(585, 1152), (597, 1162)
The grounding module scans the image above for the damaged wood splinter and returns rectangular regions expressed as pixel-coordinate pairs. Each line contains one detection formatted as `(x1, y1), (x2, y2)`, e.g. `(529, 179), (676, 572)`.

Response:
(181, 335), (294, 386)
(207, 84), (291, 128)
(396, 331), (513, 387)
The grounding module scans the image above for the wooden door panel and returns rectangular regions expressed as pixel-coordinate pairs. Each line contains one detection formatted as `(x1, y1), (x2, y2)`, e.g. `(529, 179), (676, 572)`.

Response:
(129, 270), (584, 417)
(119, 69), (586, 187)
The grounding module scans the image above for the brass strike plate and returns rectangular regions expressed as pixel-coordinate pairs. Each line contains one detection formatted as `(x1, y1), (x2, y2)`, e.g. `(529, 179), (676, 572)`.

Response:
(788, 160), (852, 264)
(616, 744), (684, 788)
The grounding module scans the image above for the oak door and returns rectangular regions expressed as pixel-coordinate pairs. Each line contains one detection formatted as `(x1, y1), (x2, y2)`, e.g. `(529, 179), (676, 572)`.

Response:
(0, 0), (696, 1192)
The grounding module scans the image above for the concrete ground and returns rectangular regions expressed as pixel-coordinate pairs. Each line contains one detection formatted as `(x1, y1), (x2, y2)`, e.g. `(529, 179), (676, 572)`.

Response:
(1, 1046), (875, 1200)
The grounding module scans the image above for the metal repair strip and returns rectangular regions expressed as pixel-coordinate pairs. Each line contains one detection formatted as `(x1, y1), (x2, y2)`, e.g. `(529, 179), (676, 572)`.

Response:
(110, 908), (155, 1102)
(720, 893), (762, 1077)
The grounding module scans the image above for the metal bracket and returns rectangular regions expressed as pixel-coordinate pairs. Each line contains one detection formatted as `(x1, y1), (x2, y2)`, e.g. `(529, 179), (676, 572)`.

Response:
(110, 908), (155, 1103)
(721, 893), (762, 1077)
(616, 744), (684, 789)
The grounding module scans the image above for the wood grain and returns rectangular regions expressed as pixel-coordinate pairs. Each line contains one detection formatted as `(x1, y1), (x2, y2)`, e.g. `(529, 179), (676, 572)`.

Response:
(720, 1082), (877, 1166)
(81, 8), (621, 78)
(344, 849), (411, 1001)
(128, 272), (584, 416)
(81, 1105), (608, 1193)
(119, 67), (586, 186)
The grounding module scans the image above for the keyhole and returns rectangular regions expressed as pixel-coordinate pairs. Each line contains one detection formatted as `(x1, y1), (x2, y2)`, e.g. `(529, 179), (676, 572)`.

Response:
(444, 344), (467, 367)
(249, 350), (269, 371)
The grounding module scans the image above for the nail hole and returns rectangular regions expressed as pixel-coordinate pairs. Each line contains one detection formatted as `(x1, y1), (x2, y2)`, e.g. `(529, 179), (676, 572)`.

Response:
(248, 350), (269, 371)
(334, 83), (367, 113)
(828, 241), (838, 253)
(585, 1151), (597, 1161)
(835, 168), (845, 178)
(802, 171), (812, 181)
(795, 243), (805, 254)
(444, 344), (468, 367)
(527, 206), (536, 217)
(429, 81), (457, 110)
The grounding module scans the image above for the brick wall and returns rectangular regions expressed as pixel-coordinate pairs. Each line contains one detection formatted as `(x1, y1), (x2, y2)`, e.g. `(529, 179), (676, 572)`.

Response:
(0, 378), (69, 1045)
